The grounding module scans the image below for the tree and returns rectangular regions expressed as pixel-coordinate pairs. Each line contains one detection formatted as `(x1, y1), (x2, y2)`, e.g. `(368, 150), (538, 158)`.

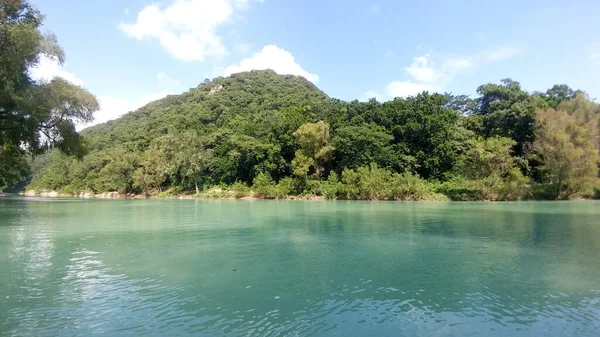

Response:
(0, 0), (99, 187)
(384, 93), (462, 179)
(534, 108), (599, 199)
(475, 79), (543, 154)
(292, 121), (334, 179)
(133, 147), (166, 195)
(543, 84), (576, 108)
(151, 131), (214, 193)
(0, 144), (29, 188)
(332, 123), (394, 171)
(463, 136), (517, 179)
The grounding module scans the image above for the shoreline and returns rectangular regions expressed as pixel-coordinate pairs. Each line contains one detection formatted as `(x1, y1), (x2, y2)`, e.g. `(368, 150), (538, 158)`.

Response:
(19, 190), (326, 201)
(17, 190), (597, 202)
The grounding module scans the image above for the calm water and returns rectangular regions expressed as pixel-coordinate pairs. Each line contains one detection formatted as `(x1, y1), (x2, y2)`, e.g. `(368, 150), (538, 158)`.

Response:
(1, 197), (599, 336)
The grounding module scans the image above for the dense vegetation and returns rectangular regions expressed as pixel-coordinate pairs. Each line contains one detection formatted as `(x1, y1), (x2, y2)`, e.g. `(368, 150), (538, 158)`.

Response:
(3, 2), (599, 200)
(0, 0), (99, 189)
(24, 71), (600, 200)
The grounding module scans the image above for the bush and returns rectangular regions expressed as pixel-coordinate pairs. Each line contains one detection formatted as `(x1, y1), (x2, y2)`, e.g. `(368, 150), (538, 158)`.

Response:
(275, 177), (295, 198)
(156, 186), (185, 198)
(357, 163), (391, 200)
(436, 170), (531, 201)
(434, 178), (477, 201)
(498, 168), (531, 200)
(230, 181), (252, 198)
(390, 172), (430, 200)
(252, 172), (276, 198)
(341, 168), (361, 199)
(321, 172), (344, 200)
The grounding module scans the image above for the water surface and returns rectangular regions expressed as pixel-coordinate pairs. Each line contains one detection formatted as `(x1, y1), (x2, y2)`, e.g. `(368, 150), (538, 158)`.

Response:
(1, 197), (599, 336)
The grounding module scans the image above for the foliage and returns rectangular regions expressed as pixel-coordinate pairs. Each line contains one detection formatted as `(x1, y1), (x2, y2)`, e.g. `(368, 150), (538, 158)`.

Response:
(18, 66), (600, 200)
(474, 79), (543, 154)
(463, 136), (517, 179)
(252, 172), (276, 199)
(533, 108), (599, 199)
(0, 1), (99, 187)
(292, 121), (334, 179)
(390, 172), (431, 201)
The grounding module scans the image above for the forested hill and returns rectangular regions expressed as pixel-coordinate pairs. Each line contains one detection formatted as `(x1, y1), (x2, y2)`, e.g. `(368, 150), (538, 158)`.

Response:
(27, 70), (600, 201)
(80, 70), (329, 151)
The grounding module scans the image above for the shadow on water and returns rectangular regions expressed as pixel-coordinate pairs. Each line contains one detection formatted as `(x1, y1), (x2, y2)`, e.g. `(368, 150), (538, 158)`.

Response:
(1, 198), (599, 336)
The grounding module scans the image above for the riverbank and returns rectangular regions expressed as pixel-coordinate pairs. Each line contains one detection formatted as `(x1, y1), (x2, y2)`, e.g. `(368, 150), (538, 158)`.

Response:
(19, 185), (599, 202)
(19, 189), (327, 201)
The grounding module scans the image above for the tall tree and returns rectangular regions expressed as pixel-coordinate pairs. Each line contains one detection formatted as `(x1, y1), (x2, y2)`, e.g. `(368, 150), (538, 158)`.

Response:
(475, 79), (543, 154)
(384, 93), (462, 179)
(0, 0), (99, 188)
(292, 121), (334, 179)
(534, 108), (599, 199)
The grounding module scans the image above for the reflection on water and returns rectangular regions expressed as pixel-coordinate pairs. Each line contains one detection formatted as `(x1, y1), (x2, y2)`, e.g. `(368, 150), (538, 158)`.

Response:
(1, 198), (599, 336)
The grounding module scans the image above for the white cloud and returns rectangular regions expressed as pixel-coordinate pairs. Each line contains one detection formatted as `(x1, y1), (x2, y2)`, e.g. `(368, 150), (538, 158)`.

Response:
(119, 0), (257, 62)
(27, 55), (173, 130)
(386, 81), (438, 98)
(405, 55), (437, 83)
(224, 45), (319, 83)
(80, 92), (173, 129)
(384, 46), (520, 98)
(29, 55), (84, 86)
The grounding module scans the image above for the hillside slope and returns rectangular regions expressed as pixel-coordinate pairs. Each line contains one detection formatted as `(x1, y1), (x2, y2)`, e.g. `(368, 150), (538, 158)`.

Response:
(81, 70), (330, 151)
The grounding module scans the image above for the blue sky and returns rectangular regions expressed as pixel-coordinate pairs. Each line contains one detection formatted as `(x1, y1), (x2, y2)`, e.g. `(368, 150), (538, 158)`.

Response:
(30, 0), (600, 126)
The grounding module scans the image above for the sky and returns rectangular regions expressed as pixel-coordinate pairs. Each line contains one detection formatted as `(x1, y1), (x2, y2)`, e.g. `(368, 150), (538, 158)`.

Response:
(29, 0), (600, 127)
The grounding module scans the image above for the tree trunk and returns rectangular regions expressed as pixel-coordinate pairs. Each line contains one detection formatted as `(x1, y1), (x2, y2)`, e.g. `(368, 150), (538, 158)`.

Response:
(195, 183), (199, 194)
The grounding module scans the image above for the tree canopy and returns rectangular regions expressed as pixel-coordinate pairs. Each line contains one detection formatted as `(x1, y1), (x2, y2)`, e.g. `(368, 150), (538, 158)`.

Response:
(22, 70), (600, 200)
(0, 0), (99, 188)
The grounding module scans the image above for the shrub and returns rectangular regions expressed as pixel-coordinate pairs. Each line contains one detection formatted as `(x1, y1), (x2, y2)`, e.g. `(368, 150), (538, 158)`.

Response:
(230, 181), (252, 198)
(252, 172), (276, 198)
(341, 168), (360, 199)
(357, 163), (391, 200)
(275, 177), (295, 198)
(390, 172), (430, 200)
(321, 172), (344, 200)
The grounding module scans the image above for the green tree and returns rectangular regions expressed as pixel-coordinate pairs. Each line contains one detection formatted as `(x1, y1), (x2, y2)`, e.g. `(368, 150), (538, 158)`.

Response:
(534, 108), (599, 199)
(292, 121), (334, 179)
(252, 172), (276, 198)
(475, 79), (543, 154)
(133, 147), (166, 195)
(332, 123), (394, 170)
(463, 136), (518, 179)
(1, 0), (99, 187)
(384, 93), (462, 178)
(542, 84), (576, 108)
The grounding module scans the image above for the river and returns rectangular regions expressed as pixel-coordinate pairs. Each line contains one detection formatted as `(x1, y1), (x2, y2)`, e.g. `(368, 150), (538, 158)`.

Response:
(1, 197), (599, 336)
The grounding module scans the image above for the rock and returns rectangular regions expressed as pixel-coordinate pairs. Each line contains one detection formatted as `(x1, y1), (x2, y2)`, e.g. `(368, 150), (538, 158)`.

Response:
(41, 190), (59, 197)
(80, 192), (95, 198)
(24, 190), (36, 196)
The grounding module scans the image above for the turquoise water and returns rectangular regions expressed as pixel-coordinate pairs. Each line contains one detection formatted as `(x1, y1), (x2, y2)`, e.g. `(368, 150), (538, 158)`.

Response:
(1, 197), (599, 336)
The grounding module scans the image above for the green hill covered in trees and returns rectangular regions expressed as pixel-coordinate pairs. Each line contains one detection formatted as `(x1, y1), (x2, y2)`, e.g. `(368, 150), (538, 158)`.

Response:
(25, 70), (600, 200)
